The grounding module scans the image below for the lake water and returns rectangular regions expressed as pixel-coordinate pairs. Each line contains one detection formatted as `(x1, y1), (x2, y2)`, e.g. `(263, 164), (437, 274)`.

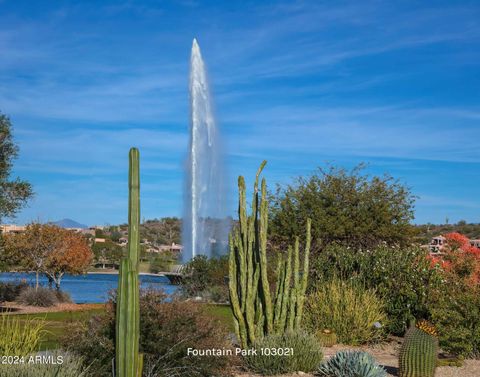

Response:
(0, 272), (178, 304)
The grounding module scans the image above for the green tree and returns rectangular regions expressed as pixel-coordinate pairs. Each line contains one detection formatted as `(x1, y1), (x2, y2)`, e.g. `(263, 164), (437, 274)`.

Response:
(0, 236), (6, 271)
(141, 217), (181, 245)
(92, 239), (123, 268)
(110, 230), (122, 243)
(149, 251), (178, 274)
(181, 255), (229, 297)
(0, 113), (33, 220)
(270, 164), (416, 252)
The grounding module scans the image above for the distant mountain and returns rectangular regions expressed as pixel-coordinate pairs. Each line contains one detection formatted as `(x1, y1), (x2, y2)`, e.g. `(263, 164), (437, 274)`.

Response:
(53, 218), (88, 229)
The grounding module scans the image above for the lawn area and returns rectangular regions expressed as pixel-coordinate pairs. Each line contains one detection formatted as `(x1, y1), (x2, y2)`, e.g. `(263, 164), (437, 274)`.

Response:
(2, 303), (233, 350)
(204, 304), (234, 331)
(2, 306), (106, 350)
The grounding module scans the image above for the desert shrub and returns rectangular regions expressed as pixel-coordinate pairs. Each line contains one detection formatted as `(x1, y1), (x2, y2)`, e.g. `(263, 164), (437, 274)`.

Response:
(0, 315), (45, 355)
(244, 331), (323, 375)
(55, 289), (73, 303)
(317, 350), (386, 377)
(138, 290), (234, 376)
(269, 164), (416, 252)
(430, 283), (480, 358)
(428, 232), (480, 287)
(0, 351), (90, 377)
(0, 281), (29, 302)
(17, 286), (58, 307)
(311, 244), (443, 335)
(180, 255), (229, 300)
(304, 278), (386, 345)
(62, 311), (114, 376)
(63, 289), (234, 377)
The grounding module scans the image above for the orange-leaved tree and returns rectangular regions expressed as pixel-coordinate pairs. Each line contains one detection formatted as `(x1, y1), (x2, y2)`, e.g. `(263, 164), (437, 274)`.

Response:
(45, 228), (93, 290)
(4, 223), (59, 289)
(4, 223), (93, 290)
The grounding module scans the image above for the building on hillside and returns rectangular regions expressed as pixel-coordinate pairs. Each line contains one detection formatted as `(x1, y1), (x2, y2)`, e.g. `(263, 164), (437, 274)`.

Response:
(426, 235), (480, 254)
(470, 239), (480, 249)
(64, 227), (86, 233)
(94, 238), (106, 243)
(0, 224), (26, 234)
(158, 243), (183, 253)
(81, 228), (96, 236)
(1, 224), (95, 238)
(170, 243), (183, 253)
(428, 235), (446, 254)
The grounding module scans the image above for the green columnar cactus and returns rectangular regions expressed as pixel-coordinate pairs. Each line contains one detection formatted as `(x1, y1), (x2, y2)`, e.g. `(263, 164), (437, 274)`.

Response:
(116, 148), (143, 377)
(228, 161), (311, 348)
(399, 320), (438, 377)
(295, 217), (310, 328)
(271, 222), (311, 334)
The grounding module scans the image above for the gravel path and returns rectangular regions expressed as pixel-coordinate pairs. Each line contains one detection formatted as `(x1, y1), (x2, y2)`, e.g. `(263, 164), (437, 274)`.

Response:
(235, 342), (480, 377)
(0, 301), (104, 314)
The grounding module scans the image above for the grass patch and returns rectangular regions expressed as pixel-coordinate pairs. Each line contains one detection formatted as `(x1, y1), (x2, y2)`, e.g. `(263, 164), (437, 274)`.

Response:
(1, 306), (106, 350)
(1, 303), (233, 351)
(204, 304), (234, 331)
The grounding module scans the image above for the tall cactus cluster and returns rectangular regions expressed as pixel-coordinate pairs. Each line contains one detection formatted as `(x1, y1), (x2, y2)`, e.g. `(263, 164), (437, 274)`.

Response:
(399, 320), (438, 377)
(228, 161), (311, 348)
(115, 148), (143, 377)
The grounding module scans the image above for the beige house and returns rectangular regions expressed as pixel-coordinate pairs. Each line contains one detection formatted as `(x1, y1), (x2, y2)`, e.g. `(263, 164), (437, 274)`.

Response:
(427, 235), (480, 254)
(428, 236), (446, 254)
(0, 224), (26, 234)
(158, 243), (183, 253)
(470, 239), (480, 249)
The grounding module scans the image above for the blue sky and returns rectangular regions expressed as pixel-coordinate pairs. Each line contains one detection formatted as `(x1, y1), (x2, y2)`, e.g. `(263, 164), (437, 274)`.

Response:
(1, 0), (479, 226)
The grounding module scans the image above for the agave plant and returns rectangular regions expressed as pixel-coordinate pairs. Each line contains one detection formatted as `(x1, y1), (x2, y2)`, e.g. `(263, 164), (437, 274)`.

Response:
(317, 350), (386, 377)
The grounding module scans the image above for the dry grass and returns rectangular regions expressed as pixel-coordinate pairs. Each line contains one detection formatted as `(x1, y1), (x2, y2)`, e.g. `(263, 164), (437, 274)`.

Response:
(304, 278), (387, 345)
(0, 315), (45, 355)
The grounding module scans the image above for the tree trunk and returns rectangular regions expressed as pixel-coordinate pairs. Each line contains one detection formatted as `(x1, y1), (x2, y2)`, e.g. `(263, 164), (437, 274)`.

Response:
(46, 275), (54, 289)
(35, 271), (39, 290)
(54, 273), (64, 291)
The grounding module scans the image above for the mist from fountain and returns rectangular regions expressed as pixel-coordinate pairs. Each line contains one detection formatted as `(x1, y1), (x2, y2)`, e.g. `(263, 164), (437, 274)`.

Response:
(182, 38), (229, 261)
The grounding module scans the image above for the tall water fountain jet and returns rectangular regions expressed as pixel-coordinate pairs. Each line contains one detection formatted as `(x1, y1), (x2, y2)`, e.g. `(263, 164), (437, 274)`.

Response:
(183, 38), (229, 261)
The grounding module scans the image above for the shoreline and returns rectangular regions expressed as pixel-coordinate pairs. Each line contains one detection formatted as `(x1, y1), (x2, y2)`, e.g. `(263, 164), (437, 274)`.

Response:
(87, 271), (165, 277)
(0, 302), (105, 315)
(0, 270), (166, 277)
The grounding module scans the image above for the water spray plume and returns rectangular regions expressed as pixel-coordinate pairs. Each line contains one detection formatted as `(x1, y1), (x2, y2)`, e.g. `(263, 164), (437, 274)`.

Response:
(183, 38), (229, 261)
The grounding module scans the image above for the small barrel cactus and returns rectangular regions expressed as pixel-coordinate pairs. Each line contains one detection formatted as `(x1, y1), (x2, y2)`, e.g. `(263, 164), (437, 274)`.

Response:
(399, 320), (438, 377)
(317, 350), (387, 377)
(316, 329), (337, 347)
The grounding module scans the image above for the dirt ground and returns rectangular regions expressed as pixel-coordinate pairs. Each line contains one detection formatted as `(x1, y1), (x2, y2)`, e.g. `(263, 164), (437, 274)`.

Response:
(235, 341), (480, 377)
(0, 301), (104, 314)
